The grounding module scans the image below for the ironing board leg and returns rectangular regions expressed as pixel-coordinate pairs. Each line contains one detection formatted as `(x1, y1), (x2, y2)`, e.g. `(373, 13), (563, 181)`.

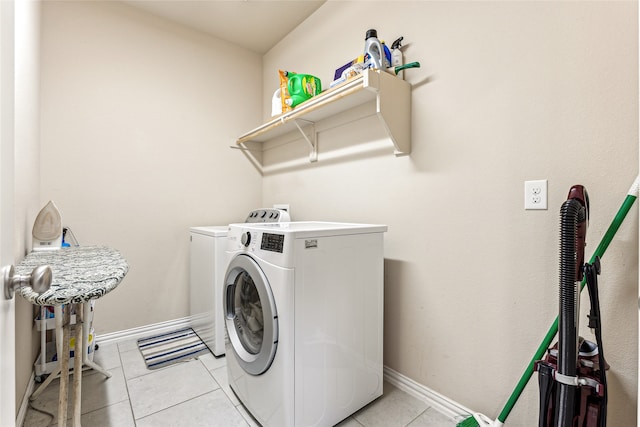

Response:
(30, 365), (61, 400)
(40, 307), (46, 377)
(58, 306), (70, 426)
(31, 306), (64, 400)
(72, 303), (83, 426)
(82, 301), (111, 378)
(31, 301), (111, 414)
(83, 359), (112, 378)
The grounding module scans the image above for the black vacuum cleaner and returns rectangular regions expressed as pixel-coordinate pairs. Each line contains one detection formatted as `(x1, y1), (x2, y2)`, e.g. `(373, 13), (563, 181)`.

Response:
(535, 185), (608, 427)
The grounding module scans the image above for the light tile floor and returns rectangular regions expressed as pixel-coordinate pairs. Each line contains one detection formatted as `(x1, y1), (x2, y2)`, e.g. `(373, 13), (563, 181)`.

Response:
(23, 340), (459, 426)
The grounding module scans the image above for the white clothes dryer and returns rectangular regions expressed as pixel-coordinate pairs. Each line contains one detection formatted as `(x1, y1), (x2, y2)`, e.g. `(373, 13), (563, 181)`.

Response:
(190, 226), (229, 356)
(189, 209), (290, 357)
(223, 221), (386, 427)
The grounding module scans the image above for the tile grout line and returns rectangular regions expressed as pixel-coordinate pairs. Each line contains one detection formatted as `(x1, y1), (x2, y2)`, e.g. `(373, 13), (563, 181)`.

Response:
(132, 389), (219, 424)
(115, 343), (137, 426)
(27, 342), (457, 427)
(403, 406), (429, 427)
(123, 347), (233, 424)
(202, 359), (253, 427)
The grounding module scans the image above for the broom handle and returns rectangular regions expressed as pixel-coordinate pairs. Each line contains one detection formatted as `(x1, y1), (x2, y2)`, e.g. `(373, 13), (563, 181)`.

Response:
(496, 176), (639, 424)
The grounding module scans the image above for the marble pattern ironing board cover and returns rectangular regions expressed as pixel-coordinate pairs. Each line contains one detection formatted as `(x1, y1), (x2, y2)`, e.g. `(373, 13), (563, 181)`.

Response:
(16, 246), (128, 305)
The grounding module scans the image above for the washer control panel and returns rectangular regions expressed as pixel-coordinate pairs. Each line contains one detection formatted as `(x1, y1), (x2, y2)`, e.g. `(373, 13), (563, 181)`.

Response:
(245, 208), (291, 223)
(261, 233), (285, 253)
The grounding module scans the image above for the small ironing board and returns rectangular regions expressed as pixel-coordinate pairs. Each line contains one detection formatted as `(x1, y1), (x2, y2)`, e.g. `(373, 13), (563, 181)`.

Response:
(16, 246), (128, 427)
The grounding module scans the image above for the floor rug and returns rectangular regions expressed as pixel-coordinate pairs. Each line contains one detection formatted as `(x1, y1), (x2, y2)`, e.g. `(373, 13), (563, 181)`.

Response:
(137, 328), (209, 370)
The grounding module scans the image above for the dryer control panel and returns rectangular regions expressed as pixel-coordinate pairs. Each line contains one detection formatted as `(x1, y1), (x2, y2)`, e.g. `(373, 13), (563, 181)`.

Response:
(244, 208), (291, 223)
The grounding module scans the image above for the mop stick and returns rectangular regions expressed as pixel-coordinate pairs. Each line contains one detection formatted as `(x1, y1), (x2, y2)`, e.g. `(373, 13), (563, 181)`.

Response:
(458, 175), (639, 427)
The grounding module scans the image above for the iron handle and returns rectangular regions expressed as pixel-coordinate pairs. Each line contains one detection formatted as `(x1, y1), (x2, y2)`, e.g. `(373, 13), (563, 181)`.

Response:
(3, 264), (52, 299)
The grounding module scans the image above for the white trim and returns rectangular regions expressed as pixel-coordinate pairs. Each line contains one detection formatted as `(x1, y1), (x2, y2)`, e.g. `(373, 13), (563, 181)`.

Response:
(95, 316), (194, 346)
(97, 320), (475, 421)
(383, 366), (472, 421)
(16, 372), (36, 427)
(20, 318), (475, 426)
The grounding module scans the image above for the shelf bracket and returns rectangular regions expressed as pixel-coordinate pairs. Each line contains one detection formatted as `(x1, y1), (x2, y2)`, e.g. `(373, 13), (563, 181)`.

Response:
(231, 140), (263, 173)
(292, 118), (317, 162)
(230, 144), (262, 152)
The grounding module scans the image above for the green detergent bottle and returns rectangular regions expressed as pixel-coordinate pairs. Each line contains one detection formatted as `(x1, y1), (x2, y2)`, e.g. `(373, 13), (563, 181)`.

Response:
(287, 73), (321, 107)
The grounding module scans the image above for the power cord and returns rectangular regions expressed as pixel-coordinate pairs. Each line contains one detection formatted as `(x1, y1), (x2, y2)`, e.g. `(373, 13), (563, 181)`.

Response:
(27, 399), (55, 424)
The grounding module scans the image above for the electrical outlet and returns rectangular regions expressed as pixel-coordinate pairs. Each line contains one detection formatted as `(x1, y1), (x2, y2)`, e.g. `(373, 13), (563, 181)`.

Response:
(524, 180), (548, 210)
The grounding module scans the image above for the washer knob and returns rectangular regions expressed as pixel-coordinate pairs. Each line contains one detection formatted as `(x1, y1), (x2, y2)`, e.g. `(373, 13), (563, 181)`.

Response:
(241, 232), (251, 247)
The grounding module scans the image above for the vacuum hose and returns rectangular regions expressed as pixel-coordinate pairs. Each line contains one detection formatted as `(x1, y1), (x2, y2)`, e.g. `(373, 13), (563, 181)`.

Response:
(555, 186), (588, 427)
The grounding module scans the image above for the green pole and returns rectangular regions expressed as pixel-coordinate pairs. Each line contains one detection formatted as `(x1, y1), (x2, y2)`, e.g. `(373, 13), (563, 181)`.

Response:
(459, 177), (638, 427)
(496, 190), (638, 424)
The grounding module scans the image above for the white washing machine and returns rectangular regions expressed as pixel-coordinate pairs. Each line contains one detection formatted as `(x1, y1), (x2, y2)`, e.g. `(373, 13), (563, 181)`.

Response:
(223, 221), (387, 427)
(189, 209), (290, 357)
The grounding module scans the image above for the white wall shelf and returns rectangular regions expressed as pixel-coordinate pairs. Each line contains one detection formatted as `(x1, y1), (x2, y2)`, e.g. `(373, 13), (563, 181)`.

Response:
(233, 69), (411, 169)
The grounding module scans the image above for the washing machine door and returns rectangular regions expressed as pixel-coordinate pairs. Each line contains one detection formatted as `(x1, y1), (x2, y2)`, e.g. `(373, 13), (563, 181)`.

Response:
(223, 254), (278, 376)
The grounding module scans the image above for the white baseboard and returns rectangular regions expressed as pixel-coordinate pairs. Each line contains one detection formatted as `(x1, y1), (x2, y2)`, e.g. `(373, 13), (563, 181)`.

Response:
(97, 320), (476, 421)
(383, 366), (472, 421)
(100, 321), (474, 421)
(95, 316), (194, 346)
(19, 317), (472, 426)
(16, 372), (36, 427)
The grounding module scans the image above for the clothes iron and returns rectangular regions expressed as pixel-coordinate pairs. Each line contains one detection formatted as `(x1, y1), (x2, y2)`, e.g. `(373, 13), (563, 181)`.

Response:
(32, 200), (63, 251)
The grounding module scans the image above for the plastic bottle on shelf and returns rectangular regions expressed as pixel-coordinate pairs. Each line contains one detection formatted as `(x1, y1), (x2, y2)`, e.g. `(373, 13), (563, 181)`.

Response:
(364, 29), (384, 70)
(391, 36), (404, 79)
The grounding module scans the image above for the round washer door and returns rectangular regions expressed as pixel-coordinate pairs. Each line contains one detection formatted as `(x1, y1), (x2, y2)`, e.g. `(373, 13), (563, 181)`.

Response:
(223, 254), (278, 376)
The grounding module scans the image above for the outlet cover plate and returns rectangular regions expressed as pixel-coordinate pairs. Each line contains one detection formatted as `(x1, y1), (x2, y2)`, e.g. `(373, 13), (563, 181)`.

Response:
(273, 204), (290, 217)
(524, 180), (548, 210)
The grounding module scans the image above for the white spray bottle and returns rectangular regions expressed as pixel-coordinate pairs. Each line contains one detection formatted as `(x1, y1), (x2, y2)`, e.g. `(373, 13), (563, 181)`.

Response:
(391, 36), (404, 79)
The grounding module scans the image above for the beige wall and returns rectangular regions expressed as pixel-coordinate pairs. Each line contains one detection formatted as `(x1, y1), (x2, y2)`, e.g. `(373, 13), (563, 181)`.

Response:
(25, 1), (640, 425)
(39, 1), (262, 334)
(14, 0), (41, 411)
(262, 2), (638, 425)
